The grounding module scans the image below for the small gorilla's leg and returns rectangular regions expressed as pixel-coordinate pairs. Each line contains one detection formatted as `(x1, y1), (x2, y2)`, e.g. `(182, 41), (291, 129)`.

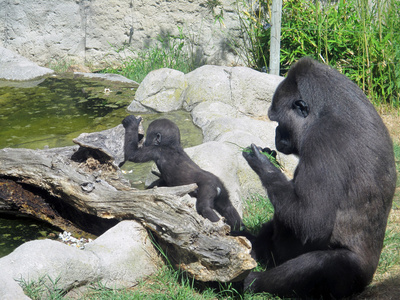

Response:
(195, 185), (220, 222)
(214, 200), (243, 231)
(146, 178), (166, 189)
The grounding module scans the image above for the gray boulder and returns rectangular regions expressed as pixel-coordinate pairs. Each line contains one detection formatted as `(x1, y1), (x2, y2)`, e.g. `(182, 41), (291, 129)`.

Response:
(131, 65), (283, 117)
(199, 115), (298, 178)
(83, 220), (160, 288)
(185, 141), (244, 214)
(230, 67), (283, 116)
(128, 68), (187, 113)
(0, 47), (53, 80)
(182, 65), (283, 116)
(202, 117), (276, 145)
(182, 65), (232, 111)
(0, 220), (160, 299)
(191, 101), (241, 128)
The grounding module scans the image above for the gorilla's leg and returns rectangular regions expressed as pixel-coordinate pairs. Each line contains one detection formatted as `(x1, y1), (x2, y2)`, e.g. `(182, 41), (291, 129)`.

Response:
(245, 249), (368, 299)
(249, 221), (276, 265)
(218, 205), (243, 231)
(195, 185), (221, 222)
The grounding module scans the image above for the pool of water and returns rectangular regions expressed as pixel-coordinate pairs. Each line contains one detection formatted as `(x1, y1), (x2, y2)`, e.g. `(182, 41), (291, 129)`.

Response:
(0, 74), (203, 257)
(0, 213), (60, 258)
(0, 74), (136, 149)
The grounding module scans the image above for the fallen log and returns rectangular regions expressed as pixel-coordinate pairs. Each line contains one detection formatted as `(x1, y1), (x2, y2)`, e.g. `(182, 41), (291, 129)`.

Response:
(0, 142), (256, 282)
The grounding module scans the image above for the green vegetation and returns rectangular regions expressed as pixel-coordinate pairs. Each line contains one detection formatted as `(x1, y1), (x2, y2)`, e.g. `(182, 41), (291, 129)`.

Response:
(17, 275), (64, 300)
(242, 193), (274, 235)
(101, 28), (200, 83)
(229, 0), (400, 107)
(393, 142), (400, 209)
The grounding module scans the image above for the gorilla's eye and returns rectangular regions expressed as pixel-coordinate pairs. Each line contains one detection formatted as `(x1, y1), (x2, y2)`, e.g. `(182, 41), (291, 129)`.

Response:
(292, 100), (309, 118)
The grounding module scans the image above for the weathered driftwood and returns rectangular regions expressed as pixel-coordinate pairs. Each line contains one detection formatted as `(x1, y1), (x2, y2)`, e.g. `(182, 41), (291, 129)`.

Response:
(0, 144), (256, 282)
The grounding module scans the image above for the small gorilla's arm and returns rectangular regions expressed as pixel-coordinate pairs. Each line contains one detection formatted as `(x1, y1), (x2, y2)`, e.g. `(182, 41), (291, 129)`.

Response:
(120, 115), (142, 166)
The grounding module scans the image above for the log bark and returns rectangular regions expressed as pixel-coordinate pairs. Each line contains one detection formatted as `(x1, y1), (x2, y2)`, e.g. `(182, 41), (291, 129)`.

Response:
(0, 146), (256, 282)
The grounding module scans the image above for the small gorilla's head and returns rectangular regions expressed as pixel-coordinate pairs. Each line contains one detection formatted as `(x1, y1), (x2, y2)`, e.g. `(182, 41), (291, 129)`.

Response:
(144, 118), (181, 148)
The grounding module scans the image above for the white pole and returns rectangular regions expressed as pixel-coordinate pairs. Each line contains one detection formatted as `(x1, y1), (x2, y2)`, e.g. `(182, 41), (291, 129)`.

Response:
(269, 0), (282, 75)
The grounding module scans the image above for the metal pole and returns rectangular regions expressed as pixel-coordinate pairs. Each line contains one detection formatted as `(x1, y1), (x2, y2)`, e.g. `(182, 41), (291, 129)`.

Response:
(269, 0), (282, 75)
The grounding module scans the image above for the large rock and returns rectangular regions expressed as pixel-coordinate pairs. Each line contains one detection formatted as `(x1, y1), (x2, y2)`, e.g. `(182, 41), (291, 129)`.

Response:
(182, 65), (232, 111)
(185, 141), (244, 214)
(183, 66), (283, 116)
(83, 220), (160, 288)
(230, 67), (283, 116)
(191, 101), (241, 128)
(129, 65), (284, 117)
(130, 68), (187, 112)
(0, 47), (53, 80)
(0, 220), (160, 299)
(199, 116), (299, 179)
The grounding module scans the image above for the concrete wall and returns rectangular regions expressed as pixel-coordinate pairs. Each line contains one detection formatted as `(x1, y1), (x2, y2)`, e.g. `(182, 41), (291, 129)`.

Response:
(0, 0), (244, 69)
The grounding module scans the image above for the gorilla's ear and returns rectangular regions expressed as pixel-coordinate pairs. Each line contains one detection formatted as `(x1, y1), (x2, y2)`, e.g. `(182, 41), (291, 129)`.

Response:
(155, 133), (162, 146)
(292, 100), (309, 118)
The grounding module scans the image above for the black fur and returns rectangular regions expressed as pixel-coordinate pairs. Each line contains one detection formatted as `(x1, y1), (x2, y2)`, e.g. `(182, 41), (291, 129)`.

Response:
(242, 57), (397, 298)
(121, 116), (243, 231)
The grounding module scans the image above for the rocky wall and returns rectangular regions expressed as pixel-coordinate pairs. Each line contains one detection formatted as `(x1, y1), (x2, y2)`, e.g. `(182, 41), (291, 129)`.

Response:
(0, 0), (244, 68)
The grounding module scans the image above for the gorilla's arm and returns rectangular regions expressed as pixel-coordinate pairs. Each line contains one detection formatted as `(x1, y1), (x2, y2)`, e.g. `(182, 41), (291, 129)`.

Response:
(243, 144), (295, 202)
(121, 115), (159, 165)
(243, 144), (335, 243)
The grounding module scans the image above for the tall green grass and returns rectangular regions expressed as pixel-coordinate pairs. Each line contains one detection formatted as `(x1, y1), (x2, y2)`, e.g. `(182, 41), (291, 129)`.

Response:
(228, 0), (400, 107)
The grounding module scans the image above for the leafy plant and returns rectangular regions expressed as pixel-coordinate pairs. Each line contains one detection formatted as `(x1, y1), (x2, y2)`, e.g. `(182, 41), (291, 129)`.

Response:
(102, 27), (198, 83)
(224, 0), (399, 106)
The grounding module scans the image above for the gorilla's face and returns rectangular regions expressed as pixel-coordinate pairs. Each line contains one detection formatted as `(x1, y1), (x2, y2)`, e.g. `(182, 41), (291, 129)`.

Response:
(269, 80), (310, 156)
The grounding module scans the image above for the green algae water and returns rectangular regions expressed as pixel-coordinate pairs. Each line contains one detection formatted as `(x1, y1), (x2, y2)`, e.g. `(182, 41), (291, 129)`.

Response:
(0, 74), (136, 149)
(0, 74), (203, 257)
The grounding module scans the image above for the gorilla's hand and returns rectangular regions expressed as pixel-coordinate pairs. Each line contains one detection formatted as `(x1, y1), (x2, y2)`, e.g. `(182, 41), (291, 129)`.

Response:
(262, 147), (277, 159)
(122, 115), (142, 129)
(243, 144), (280, 174)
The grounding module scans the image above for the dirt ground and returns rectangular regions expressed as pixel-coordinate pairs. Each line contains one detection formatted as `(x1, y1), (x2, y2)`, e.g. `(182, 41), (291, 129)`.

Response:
(355, 111), (400, 300)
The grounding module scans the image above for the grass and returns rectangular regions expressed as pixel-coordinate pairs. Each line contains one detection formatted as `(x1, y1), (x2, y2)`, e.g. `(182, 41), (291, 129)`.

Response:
(17, 275), (64, 300)
(242, 193), (274, 235)
(100, 28), (198, 83)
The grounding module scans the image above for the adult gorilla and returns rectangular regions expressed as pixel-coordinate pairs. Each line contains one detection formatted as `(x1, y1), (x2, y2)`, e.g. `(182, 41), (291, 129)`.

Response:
(242, 57), (397, 298)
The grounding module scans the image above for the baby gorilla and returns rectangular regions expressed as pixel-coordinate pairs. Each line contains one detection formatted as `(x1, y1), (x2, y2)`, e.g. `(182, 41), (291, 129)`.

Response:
(120, 115), (243, 231)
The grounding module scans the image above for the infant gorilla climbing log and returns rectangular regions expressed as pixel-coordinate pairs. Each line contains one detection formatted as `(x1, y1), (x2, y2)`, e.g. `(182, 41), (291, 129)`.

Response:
(120, 115), (243, 231)
(241, 57), (397, 298)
